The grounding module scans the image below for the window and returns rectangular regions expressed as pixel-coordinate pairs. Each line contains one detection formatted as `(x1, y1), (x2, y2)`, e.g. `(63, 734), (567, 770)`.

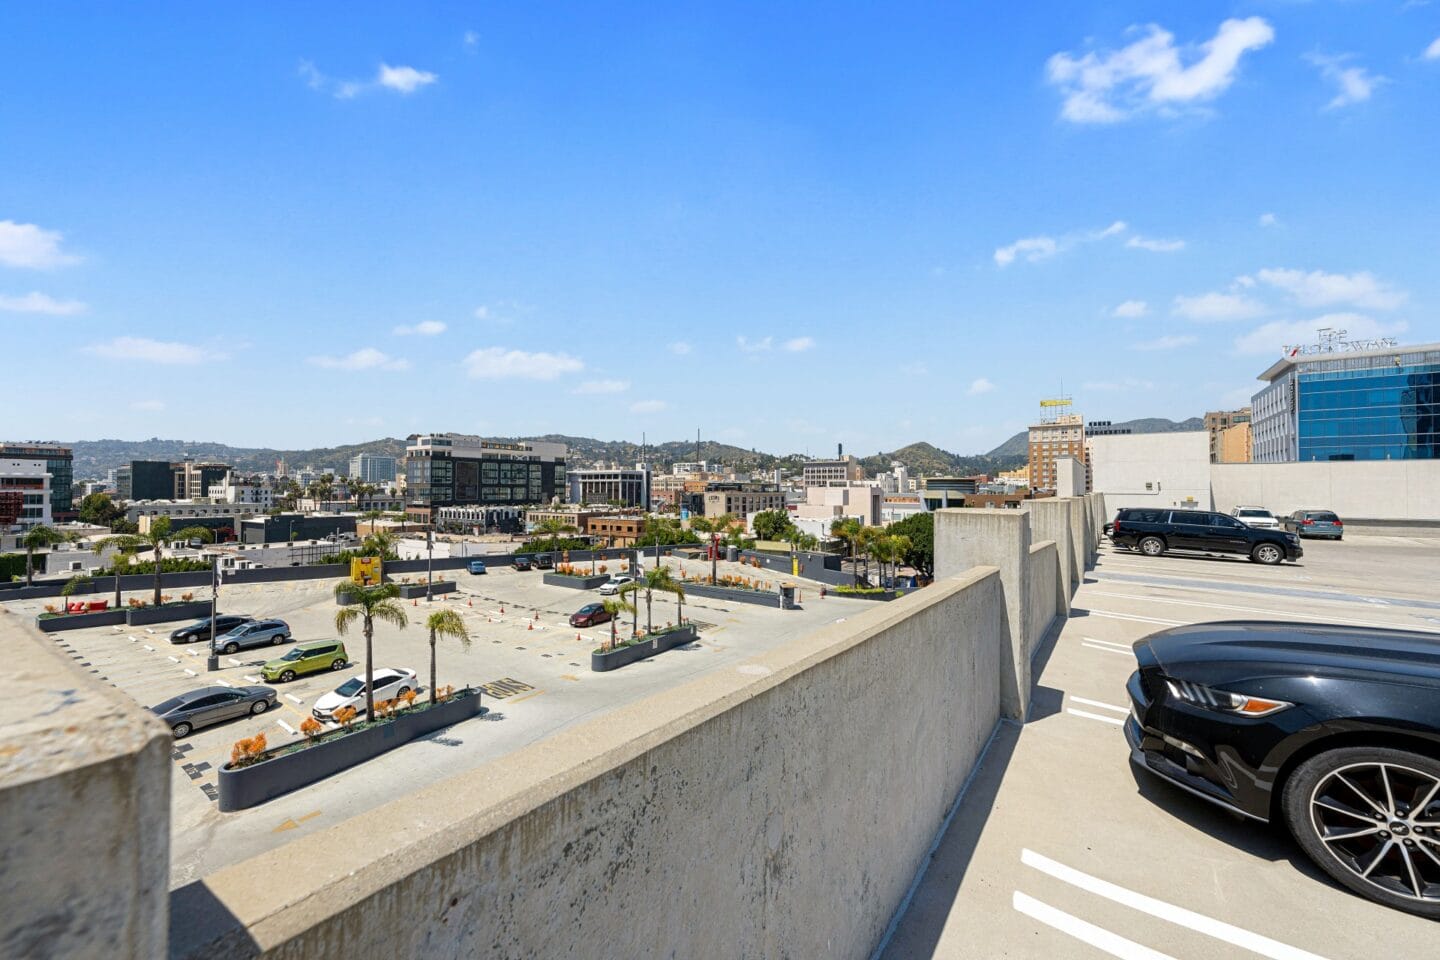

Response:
(1170, 511), (1209, 525)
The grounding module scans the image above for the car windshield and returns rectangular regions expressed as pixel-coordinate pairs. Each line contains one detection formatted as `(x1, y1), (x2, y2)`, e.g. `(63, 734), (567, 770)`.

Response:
(280, 647), (307, 661)
(336, 678), (364, 696)
(151, 696), (187, 714)
(1238, 509), (1270, 517)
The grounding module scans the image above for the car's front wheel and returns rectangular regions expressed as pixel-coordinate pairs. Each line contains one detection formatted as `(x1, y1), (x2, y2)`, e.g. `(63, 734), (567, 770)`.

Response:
(1252, 543), (1283, 565)
(279, 670), (297, 682)
(223, 642), (239, 654)
(1283, 746), (1440, 919)
(172, 722), (192, 738)
(251, 700), (268, 715)
(1139, 536), (1166, 557)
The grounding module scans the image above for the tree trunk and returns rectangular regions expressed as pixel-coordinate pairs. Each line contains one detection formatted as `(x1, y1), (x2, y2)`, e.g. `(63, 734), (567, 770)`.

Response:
(153, 543), (163, 606)
(645, 590), (652, 633)
(609, 616), (616, 651)
(632, 597), (638, 638)
(429, 628), (437, 705)
(25, 546), (34, 587)
(364, 618), (375, 721)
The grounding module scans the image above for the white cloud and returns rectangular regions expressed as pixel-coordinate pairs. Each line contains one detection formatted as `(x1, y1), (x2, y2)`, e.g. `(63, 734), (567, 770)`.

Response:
(737, 335), (773, 353)
(994, 220), (1125, 267)
(300, 61), (437, 99)
(0, 220), (81, 269)
(1113, 300), (1148, 318)
(392, 320), (446, 336)
(1083, 378), (1157, 392)
(1046, 17), (1274, 123)
(1173, 291), (1268, 321)
(782, 336), (816, 352)
(0, 291), (86, 315)
(1233, 313), (1408, 356)
(1258, 212), (1279, 228)
(572, 379), (629, 395)
(668, 341), (691, 355)
(1126, 235), (1185, 253)
(130, 400), (165, 412)
(463, 30), (480, 51)
(308, 347), (410, 371)
(1426, 37), (1440, 60)
(1256, 268), (1404, 310)
(462, 346), (582, 380)
(84, 336), (224, 365)
(1132, 334), (1198, 351)
(966, 377), (995, 396)
(1306, 54), (1383, 110)
(629, 399), (668, 414)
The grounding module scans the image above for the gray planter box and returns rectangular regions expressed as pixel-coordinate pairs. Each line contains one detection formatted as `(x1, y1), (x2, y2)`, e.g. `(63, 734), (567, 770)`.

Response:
(829, 589), (901, 602)
(126, 600), (213, 626)
(591, 625), (699, 672)
(680, 582), (779, 607)
(394, 581), (457, 599)
(542, 572), (611, 590)
(217, 689), (483, 811)
(36, 609), (127, 633)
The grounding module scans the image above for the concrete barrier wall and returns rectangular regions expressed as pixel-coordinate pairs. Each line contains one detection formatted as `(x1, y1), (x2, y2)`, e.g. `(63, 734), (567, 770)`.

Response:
(170, 568), (1007, 960)
(3, 615), (172, 960)
(1026, 541), (1061, 662)
(1210, 460), (1440, 521)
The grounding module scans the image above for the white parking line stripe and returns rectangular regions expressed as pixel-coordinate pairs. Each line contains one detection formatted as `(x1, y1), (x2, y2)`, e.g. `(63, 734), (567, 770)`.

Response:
(1067, 708), (1126, 726)
(285, 694), (304, 705)
(167, 655), (181, 663)
(228, 657), (242, 666)
(1013, 892), (1176, 960)
(142, 644), (154, 651)
(276, 720), (296, 735)
(183, 668), (197, 676)
(1070, 696), (1129, 713)
(1081, 609), (1186, 626)
(1081, 637), (1132, 651)
(1020, 849), (1333, 960)
(244, 675), (261, 683)
(215, 679), (233, 687)
(1085, 590), (1440, 634)
(1082, 642), (1135, 657)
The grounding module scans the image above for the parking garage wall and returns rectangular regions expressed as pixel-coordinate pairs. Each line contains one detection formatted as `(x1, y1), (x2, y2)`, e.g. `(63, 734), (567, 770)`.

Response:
(1026, 541), (1062, 661)
(169, 566), (1008, 960)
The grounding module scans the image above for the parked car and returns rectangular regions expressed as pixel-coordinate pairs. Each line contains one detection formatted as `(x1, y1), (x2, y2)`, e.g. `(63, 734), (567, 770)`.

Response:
(312, 667), (418, 722)
(1127, 620), (1440, 918)
(261, 640), (349, 683)
(169, 614), (253, 645)
(1283, 509), (1345, 540)
(534, 554), (555, 570)
(213, 618), (292, 655)
(1230, 505), (1280, 529)
(468, 559), (488, 575)
(569, 603), (613, 628)
(1109, 507), (1302, 565)
(598, 575), (635, 596)
(512, 556), (533, 571)
(151, 684), (276, 738)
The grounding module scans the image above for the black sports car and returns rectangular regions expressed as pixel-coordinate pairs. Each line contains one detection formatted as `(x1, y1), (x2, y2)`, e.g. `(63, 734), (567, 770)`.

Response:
(1127, 620), (1440, 918)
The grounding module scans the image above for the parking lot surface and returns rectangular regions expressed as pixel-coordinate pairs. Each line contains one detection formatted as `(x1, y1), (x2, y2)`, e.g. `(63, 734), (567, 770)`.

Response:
(881, 535), (1440, 959)
(2, 556), (870, 886)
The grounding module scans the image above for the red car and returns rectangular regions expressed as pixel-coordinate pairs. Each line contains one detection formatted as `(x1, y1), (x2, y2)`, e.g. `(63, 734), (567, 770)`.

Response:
(569, 603), (612, 628)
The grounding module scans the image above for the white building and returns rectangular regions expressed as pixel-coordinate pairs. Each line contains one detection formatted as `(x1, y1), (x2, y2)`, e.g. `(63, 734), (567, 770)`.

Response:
(349, 453), (398, 484)
(568, 467), (650, 508)
(801, 456), (865, 486)
(793, 482), (882, 528)
(0, 457), (51, 529)
(217, 476), (276, 509)
(1088, 433), (1212, 510)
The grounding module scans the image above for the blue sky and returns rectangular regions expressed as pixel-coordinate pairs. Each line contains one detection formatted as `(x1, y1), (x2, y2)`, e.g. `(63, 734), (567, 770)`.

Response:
(3, 3), (1437, 456)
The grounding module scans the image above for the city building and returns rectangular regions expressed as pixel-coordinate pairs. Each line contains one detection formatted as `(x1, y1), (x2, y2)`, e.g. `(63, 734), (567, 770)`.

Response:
(116, 460), (173, 501)
(0, 457), (51, 528)
(216, 474), (276, 509)
(919, 476), (990, 510)
(670, 461), (711, 476)
(697, 484), (785, 518)
(349, 453), (398, 484)
(524, 507), (600, 535)
(878, 494), (926, 525)
(240, 513), (358, 544)
(801, 455), (865, 486)
(124, 500), (255, 537)
(436, 505), (526, 535)
(995, 466), (1031, 487)
(875, 462), (913, 495)
(1088, 432), (1212, 509)
(794, 483), (882, 527)
(1217, 421), (1253, 464)
(1204, 408), (1252, 463)
(567, 467), (650, 508)
(0, 442), (73, 519)
(1252, 334), (1439, 462)
(172, 460), (231, 500)
(587, 515), (646, 546)
(403, 433), (567, 523)
(1028, 412), (1085, 492)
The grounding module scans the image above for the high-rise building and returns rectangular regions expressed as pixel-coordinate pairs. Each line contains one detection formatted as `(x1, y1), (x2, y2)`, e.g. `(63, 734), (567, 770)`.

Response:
(1252, 336), (1440, 462)
(1204, 408), (1251, 463)
(0, 457), (51, 528)
(0, 443), (73, 519)
(349, 453), (398, 484)
(1027, 414), (1085, 492)
(403, 433), (567, 523)
(1217, 422), (1253, 463)
(567, 467), (650, 508)
(172, 460), (231, 500)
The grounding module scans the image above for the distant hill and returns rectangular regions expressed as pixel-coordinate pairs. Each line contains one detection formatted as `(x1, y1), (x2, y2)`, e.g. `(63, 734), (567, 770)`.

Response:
(856, 442), (1023, 478)
(67, 437), (410, 478)
(984, 416), (1206, 459)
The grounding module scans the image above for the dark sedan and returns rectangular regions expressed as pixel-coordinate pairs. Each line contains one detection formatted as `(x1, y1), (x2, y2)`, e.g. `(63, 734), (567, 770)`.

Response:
(1127, 620), (1440, 918)
(169, 614), (253, 644)
(150, 684), (276, 738)
(569, 603), (612, 628)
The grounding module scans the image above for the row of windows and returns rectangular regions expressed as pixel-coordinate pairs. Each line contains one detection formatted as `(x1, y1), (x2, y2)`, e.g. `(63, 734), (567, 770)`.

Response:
(1297, 443), (1437, 460)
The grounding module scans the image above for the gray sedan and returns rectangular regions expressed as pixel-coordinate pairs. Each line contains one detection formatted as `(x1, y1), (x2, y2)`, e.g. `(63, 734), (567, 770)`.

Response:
(213, 618), (292, 655)
(151, 685), (276, 738)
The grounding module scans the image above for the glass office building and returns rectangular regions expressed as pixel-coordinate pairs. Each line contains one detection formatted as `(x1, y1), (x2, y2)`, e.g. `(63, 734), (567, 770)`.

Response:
(404, 433), (567, 526)
(1252, 343), (1440, 462)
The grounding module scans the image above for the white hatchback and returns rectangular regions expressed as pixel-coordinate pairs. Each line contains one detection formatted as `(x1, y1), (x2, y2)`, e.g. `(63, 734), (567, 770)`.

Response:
(1231, 506), (1280, 529)
(598, 575), (635, 595)
(312, 667), (418, 722)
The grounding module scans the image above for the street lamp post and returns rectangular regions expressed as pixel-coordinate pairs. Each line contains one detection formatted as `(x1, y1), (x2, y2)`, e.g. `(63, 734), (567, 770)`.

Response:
(206, 554), (220, 672)
(426, 524), (434, 601)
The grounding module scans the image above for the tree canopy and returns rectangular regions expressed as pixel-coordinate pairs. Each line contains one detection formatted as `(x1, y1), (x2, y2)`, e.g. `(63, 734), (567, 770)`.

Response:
(887, 512), (934, 579)
(752, 509), (795, 541)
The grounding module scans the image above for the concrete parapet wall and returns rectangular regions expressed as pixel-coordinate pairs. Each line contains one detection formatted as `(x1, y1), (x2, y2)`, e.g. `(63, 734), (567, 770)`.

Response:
(1210, 460), (1440, 521)
(1020, 499), (1075, 616)
(1026, 541), (1062, 662)
(171, 567), (1006, 960)
(2, 613), (172, 960)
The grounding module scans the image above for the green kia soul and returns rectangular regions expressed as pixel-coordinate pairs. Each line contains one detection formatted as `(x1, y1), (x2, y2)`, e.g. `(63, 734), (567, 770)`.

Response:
(261, 640), (349, 683)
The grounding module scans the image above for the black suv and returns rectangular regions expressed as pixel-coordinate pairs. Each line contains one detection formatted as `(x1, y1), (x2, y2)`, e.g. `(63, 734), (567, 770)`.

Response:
(533, 554), (554, 570)
(512, 556), (533, 571)
(1110, 507), (1302, 565)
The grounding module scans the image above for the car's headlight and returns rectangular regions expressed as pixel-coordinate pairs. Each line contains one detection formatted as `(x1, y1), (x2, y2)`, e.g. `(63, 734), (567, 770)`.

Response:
(1164, 678), (1292, 717)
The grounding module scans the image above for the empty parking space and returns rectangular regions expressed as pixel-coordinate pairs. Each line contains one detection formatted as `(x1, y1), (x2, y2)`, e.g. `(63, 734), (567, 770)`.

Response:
(882, 539), (1440, 960)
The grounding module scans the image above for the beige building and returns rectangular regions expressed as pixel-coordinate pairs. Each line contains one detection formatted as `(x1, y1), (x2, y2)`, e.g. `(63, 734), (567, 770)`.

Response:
(801, 456), (865, 486)
(1217, 421), (1253, 464)
(702, 488), (785, 518)
(1028, 414), (1085, 492)
(1204, 408), (1251, 463)
(794, 483), (882, 527)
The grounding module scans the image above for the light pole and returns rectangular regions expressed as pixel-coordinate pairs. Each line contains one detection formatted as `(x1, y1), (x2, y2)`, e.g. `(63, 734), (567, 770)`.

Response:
(206, 554), (220, 672)
(426, 523), (434, 601)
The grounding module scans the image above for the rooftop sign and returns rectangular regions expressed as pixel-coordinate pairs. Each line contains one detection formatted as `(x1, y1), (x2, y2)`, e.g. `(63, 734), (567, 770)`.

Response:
(1283, 326), (1397, 358)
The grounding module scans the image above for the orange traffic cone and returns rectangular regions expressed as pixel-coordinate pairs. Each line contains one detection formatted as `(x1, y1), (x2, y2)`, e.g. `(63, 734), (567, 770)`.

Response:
(500, 607), (505, 614)
(576, 633), (582, 641)
(533, 610), (539, 620)
(468, 599), (473, 607)
(412, 599), (417, 607)
(528, 622), (533, 631)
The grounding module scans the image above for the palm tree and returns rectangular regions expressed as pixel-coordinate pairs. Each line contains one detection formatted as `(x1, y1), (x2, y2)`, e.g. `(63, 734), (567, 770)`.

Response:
(648, 566), (685, 627)
(887, 534), (912, 587)
(21, 524), (63, 587)
(870, 535), (894, 588)
(601, 596), (634, 650)
(360, 529), (396, 559)
(94, 516), (214, 606)
(423, 608), (470, 706)
(618, 579), (644, 638)
(333, 581), (408, 721)
(831, 517), (862, 585)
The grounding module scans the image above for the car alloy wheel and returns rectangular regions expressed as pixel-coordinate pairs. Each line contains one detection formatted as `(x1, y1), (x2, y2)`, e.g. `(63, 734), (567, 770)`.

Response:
(251, 700), (268, 715)
(223, 642), (239, 654)
(1286, 748), (1440, 917)
(172, 722), (192, 738)
(330, 659), (346, 670)
(1253, 544), (1282, 565)
(280, 670), (296, 682)
(1139, 536), (1165, 557)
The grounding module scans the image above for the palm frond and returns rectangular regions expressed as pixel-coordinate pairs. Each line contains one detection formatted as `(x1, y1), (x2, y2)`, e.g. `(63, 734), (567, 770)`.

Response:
(334, 606), (359, 634)
(426, 609), (470, 646)
(370, 601), (410, 631)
